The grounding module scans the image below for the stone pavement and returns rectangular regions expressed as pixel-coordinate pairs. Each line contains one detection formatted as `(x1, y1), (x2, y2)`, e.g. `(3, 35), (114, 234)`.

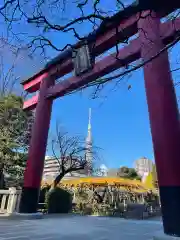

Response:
(0, 215), (163, 240)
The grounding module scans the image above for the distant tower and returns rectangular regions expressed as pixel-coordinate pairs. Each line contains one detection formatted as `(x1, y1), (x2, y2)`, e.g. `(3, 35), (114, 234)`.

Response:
(85, 108), (93, 175)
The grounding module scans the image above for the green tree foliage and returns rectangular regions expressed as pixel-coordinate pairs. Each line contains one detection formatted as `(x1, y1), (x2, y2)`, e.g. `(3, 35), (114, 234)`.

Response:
(0, 94), (34, 188)
(117, 166), (141, 180)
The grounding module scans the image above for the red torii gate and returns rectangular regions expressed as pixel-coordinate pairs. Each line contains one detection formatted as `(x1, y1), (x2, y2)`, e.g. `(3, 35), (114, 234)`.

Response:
(21, 4), (180, 237)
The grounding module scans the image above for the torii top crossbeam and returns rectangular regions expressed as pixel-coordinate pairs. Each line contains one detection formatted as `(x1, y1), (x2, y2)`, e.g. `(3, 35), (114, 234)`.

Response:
(22, 0), (179, 111)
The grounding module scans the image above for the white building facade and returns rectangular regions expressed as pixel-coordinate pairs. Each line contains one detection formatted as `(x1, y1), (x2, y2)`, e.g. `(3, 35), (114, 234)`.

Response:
(134, 157), (153, 177)
(43, 156), (60, 180)
(43, 156), (87, 180)
(95, 164), (108, 176)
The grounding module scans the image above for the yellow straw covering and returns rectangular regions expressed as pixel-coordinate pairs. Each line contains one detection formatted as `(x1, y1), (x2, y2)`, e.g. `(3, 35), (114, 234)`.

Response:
(42, 177), (149, 193)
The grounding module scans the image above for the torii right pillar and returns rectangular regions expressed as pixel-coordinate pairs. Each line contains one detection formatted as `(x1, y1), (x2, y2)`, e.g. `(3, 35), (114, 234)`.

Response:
(138, 11), (180, 236)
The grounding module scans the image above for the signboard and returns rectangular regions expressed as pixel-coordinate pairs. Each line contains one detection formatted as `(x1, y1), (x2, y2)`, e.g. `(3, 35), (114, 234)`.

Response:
(72, 44), (94, 76)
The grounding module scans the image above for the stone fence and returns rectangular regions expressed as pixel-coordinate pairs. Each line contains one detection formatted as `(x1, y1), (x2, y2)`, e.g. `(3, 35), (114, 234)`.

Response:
(0, 188), (21, 214)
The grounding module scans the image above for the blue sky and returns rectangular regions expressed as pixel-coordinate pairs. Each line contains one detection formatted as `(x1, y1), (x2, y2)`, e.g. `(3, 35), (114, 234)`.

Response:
(49, 40), (180, 169)
(1, 1), (180, 169)
(50, 68), (154, 168)
(45, 2), (180, 169)
(47, 33), (180, 170)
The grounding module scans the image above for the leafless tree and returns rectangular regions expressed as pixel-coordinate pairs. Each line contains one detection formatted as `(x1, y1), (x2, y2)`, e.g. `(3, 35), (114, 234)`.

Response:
(50, 124), (98, 188)
(0, 57), (20, 97)
(0, 1), (179, 96)
(0, 1), (178, 56)
(0, 37), (29, 97)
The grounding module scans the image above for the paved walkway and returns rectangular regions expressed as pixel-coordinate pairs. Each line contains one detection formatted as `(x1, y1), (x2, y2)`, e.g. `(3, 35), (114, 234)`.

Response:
(0, 215), (163, 240)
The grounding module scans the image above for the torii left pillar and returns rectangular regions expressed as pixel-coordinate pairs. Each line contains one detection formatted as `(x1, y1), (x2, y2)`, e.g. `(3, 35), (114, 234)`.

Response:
(19, 75), (54, 213)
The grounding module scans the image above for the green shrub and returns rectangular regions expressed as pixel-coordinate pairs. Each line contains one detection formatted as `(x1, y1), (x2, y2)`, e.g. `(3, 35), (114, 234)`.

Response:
(46, 187), (72, 214)
(74, 190), (90, 214)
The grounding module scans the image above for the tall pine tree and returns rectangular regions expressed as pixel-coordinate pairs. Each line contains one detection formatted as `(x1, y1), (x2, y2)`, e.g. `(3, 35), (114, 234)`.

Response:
(0, 94), (34, 188)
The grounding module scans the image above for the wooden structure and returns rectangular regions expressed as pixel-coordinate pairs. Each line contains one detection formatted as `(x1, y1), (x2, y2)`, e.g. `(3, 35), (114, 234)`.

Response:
(20, 1), (180, 236)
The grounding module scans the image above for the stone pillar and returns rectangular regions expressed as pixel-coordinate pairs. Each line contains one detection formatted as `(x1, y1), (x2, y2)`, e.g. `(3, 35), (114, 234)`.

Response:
(19, 75), (54, 213)
(138, 11), (180, 236)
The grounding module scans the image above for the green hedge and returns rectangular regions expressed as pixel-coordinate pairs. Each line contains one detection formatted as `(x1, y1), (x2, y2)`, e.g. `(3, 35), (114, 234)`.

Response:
(46, 187), (72, 214)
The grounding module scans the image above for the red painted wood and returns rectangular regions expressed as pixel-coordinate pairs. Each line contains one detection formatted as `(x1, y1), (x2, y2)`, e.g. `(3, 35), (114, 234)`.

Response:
(23, 73), (48, 92)
(94, 16), (137, 56)
(22, 6), (179, 93)
(139, 12), (180, 186)
(46, 18), (180, 100)
(23, 17), (180, 110)
(23, 76), (54, 188)
(23, 95), (39, 110)
(22, 16), (137, 93)
(23, 61), (73, 93)
(47, 39), (140, 99)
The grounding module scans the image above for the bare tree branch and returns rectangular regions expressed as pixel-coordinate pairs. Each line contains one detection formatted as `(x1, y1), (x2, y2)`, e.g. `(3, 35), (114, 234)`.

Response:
(49, 123), (98, 188)
(0, 50), (22, 97)
(1, 0), (180, 100)
(0, 0), (16, 11)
